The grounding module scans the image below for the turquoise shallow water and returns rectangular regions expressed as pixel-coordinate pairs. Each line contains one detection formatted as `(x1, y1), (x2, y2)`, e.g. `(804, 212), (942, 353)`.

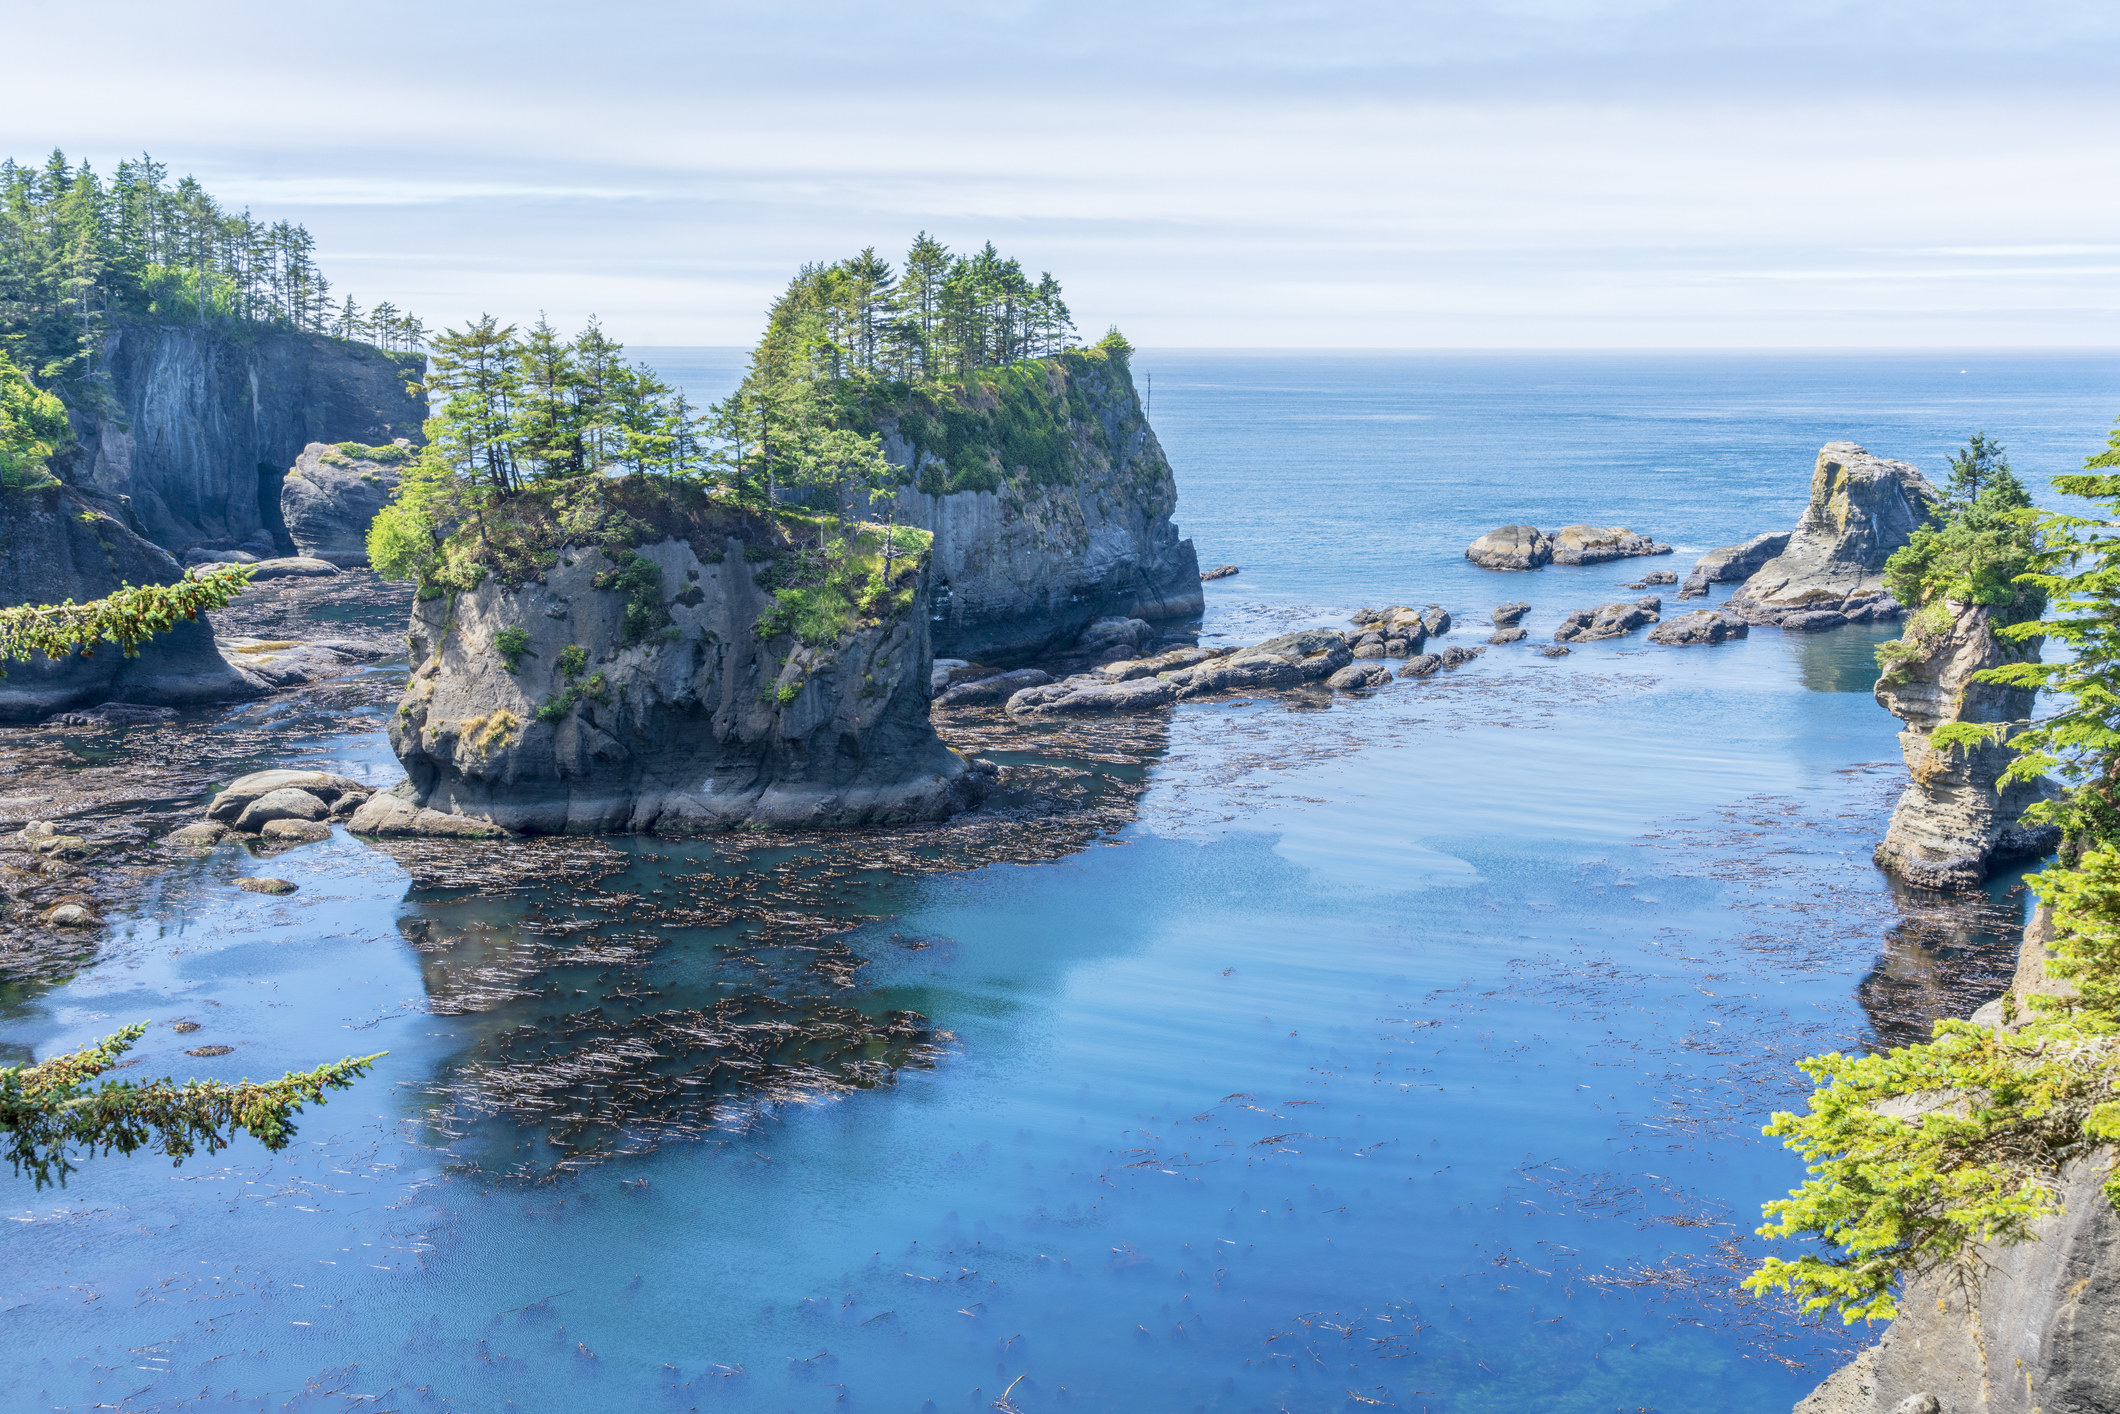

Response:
(4, 352), (2118, 1412)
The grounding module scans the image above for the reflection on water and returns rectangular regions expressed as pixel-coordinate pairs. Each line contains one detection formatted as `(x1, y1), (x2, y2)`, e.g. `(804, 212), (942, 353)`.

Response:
(1857, 871), (2036, 1050)
(1790, 622), (1898, 695)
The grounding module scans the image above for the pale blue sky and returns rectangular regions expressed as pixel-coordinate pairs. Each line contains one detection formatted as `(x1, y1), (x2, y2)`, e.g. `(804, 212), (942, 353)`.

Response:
(8, 1), (2118, 347)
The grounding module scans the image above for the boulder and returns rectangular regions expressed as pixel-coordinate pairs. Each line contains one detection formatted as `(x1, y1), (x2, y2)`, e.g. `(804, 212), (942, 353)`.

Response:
(1326, 663), (1392, 691)
(220, 556), (340, 581)
(929, 658), (972, 695)
(1729, 444), (1937, 625)
(1872, 602), (2059, 890)
(1538, 644), (1570, 658)
(1438, 645), (1483, 668)
(233, 788), (331, 832)
(1549, 525), (1671, 566)
(260, 818), (332, 844)
(1489, 627), (1527, 645)
(1419, 606), (1452, 636)
(346, 789), (510, 839)
(207, 770), (373, 825)
(1677, 530), (1791, 598)
(40, 902), (94, 927)
(1466, 525), (1552, 571)
(1491, 602), (1531, 627)
(235, 877), (298, 895)
(1074, 616), (1155, 654)
(163, 821), (228, 847)
(1647, 610), (1749, 645)
(1006, 629), (1350, 718)
(280, 440), (408, 566)
(1005, 676), (1179, 717)
(1781, 610), (1849, 633)
(1554, 597), (1663, 643)
(217, 637), (396, 690)
(935, 668), (1052, 708)
(1399, 654), (1442, 678)
(1200, 564), (1239, 581)
(1094, 646), (1227, 682)
(1624, 570), (1678, 589)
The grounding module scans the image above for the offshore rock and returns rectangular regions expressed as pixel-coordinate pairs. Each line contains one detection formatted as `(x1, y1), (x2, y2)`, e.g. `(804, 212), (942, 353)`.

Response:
(1648, 610), (1749, 645)
(1679, 530), (1792, 598)
(53, 323), (424, 553)
(374, 503), (981, 834)
(1326, 662), (1392, 691)
(1554, 597), (1663, 643)
(1550, 524), (1672, 566)
(0, 484), (263, 722)
(1006, 629), (1349, 717)
(1795, 917), (2118, 1414)
(1200, 564), (1239, 581)
(1873, 601), (2058, 890)
(871, 351), (1202, 660)
(1491, 602), (1531, 627)
(1489, 627), (1528, 645)
(1466, 525), (1552, 571)
(280, 441), (409, 566)
(1731, 444), (1937, 626)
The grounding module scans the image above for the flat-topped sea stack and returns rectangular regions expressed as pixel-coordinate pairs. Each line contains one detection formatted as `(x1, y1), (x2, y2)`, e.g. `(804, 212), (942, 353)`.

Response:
(867, 347), (1203, 659)
(350, 479), (985, 837)
(1729, 442), (1937, 628)
(1872, 599), (2058, 890)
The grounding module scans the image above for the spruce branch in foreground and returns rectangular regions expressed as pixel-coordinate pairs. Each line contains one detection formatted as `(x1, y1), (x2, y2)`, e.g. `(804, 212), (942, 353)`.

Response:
(0, 563), (253, 676)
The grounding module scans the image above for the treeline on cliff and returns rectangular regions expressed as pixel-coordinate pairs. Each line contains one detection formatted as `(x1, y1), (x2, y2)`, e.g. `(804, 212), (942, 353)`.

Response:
(0, 149), (425, 382)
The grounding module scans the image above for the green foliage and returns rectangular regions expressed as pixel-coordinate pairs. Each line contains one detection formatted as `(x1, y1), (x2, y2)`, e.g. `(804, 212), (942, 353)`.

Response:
(754, 520), (930, 648)
(0, 564), (251, 677)
(0, 1023), (382, 1189)
(593, 552), (667, 647)
(557, 644), (588, 679)
(1879, 433), (2042, 620)
(0, 352), (68, 491)
(1096, 325), (1134, 358)
(333, 441), (411, 465)
(492, 626), (531, 672)
(535, 669), (607, 723)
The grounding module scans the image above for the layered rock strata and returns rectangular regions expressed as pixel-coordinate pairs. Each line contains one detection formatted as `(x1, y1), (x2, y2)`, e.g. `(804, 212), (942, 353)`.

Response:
(1795, 912), (2118, 1414)
(1731, 444), (1936, 627)
(1873, 601), (2059, 890)
(1679, 531), (1792, 599)
(355, 521), (984, 835)
(870, 351), (1202, 659)
(1005, 630), (1354, 718)
(54, 323), (424, 553)
(0, 483), (263, 722)
(281, 441), (409, 565)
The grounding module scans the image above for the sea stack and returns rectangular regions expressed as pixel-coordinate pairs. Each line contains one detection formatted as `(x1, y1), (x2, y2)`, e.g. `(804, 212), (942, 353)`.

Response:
(1729, 443), (1937, 628)
(1872, 600), (2059, 889)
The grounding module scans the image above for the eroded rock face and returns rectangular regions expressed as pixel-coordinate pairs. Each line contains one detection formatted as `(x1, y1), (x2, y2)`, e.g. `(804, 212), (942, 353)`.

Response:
(0, 485), (263, 722)
(1648, 610), (1748, 645)
(1795, 916), (2119, 1414)
(873, 354), (1202, 659)
(1731, 444), (1936, 626)
(281, 441), (409, 566)
(370, 533), (981, 834)
(1679, 531), (1791, 598)
(1872, 602), (2058, 890)
(1466, 525), (1552, 571)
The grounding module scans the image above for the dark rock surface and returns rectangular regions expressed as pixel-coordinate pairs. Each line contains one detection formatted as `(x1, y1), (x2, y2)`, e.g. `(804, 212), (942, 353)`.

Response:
(872, 354), (1202, 659)
(1549, 525), (1672, 565)
(53, 323), (425, 553)
(1325, 662), (1392, 691)
(935, 668), (1052, 708)
(1006, 629), (1352, 717)
(1731, 444), (1937, 625)
(1466, 525), (1552, 570)
(1489, 627), (1527, 645)
(1554, 597), (1663, 643)
(1647, 610), (1749, 645)
(0, 484), (264, 722)
(1200, 564), (1239, 580)
(1872, 602), (2059, 890)
(1491, 602), (1531, 626)
(1678, 530), (1792, 598)
(281, 441), (409, 566)
(357, 526), (983, 835)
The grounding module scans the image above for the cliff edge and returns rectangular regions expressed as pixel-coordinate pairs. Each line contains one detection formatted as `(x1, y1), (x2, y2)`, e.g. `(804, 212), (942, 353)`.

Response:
(352, 479), (983, 836)
(864, 350), (1203, 659)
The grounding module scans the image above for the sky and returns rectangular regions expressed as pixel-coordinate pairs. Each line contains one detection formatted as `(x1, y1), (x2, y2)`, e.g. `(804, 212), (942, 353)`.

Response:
(6, 0), (2119, 348)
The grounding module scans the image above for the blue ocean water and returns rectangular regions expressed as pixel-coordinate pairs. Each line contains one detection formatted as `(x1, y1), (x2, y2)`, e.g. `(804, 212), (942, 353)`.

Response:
(4, 351), (2118, 1414)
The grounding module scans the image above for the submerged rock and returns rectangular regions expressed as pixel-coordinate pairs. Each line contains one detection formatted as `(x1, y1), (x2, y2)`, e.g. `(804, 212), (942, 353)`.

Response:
(1549, 525), (1671, 566)
(1538, 644), (1570, 658)
(281, 440), (409, 566)
(1647, 610), (1749, 645)
(1554, 597), (1662, 643)
(1678, 530), (1791, 598)
(1730, 444), (1936, 625)
(1466, 524), (1552, 571)
(235, 877), (297, 895)
(1872, 601), (2058, 890)
(1200, 564), (1239, 580)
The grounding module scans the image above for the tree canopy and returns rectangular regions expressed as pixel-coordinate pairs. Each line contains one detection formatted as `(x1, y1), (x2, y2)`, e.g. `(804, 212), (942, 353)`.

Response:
(0, 149), (424, 382)
(0, 350), (68, 490)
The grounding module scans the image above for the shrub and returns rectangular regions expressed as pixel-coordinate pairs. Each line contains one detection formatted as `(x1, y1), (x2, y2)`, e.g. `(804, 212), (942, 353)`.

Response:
(492, 627), (531, 672)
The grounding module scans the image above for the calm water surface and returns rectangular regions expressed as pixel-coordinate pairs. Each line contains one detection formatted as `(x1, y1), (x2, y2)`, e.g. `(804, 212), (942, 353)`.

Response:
(4, 352), (2118, 1413)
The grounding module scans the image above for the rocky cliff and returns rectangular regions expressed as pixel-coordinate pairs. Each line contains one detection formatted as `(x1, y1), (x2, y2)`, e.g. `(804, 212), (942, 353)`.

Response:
(280, 440), (409, 566)
(1873, 601), (2058, 890)
(352, 480), (984, 836)
(52, 322), (424, 553)
(0, 483), (261, 721)
(863, 350), (1202, 660)
(1731, 443), (1938, 628)
(1796, 912), (2119, 1414)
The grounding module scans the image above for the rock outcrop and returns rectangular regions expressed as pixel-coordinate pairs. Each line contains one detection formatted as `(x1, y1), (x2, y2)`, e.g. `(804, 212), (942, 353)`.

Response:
(281, 441), (410, 565)
(358, 485), (985, 835)
(52, 323), (424, 554)
(1005, 630), (1353, 717)
(868, 349), (1202, 659)
(1348, 606), (1436, 658)
(1550, 524), (1672, 565)
(0, 483), (263, 722)
(1872, 602), (2059, 890)
(1795, 915), (2119, 1414)
(1730, 444), (1937, 627)
(1648, 610), (1749, 645)
(1554, 597), (1662, 643)
(1679, 531), (1792, 598)
(1467, 525), (1552, 571)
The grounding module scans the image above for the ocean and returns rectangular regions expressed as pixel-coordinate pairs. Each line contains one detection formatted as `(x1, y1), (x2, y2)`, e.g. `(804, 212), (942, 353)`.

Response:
(3, 350), (2117, 1412)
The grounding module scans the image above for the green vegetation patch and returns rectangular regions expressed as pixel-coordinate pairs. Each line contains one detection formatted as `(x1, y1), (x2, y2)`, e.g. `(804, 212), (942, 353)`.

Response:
(754, 514), (932, 648)
(492, 626), (531, 672)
